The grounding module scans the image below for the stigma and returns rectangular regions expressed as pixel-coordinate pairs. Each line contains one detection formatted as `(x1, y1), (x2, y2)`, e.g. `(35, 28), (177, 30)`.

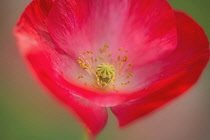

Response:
(77, 44), (134, 92)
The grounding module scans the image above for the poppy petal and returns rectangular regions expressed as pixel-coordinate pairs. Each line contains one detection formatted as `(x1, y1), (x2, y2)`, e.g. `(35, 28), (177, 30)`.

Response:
(47, 0), (177, 65)
(111, 11), (209, 127)
(15, 0), (108, 137)
(26, 49), (108, 137)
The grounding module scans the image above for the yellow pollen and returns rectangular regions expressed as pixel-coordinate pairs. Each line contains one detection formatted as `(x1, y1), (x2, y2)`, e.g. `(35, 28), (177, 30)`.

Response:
(122, 56), (128, 62)
(118, 55), (121, 61)
(77, 45), (134, 92)
(121, 81), (130, 87)
(77, 75), (83, 79)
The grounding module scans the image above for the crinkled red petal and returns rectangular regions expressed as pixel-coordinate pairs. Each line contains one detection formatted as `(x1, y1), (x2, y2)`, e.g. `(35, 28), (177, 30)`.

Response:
(15, 0), (108, 137)
(27, 49), (108, 137)
(47, 0), (177, 63)
(111, 11), (209, 127)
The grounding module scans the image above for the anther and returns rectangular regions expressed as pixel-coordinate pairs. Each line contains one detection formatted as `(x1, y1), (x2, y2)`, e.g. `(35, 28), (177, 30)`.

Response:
(122, 56), (128, 62)
(77, 45), (134, 92)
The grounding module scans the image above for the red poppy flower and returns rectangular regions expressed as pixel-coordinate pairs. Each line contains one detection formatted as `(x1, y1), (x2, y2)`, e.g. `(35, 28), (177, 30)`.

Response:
(15, 0), (209, 138)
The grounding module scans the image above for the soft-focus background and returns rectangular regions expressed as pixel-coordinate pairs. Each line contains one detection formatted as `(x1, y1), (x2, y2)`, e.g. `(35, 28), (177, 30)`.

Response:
(0, 0), (209, 140)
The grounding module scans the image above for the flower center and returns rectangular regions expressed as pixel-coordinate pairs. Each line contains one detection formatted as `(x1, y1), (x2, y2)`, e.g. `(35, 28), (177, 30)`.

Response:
(96, 63), (116, 86)
(77, 44), (134, 92)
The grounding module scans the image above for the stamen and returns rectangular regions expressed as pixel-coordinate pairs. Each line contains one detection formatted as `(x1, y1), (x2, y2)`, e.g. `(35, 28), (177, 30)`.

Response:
(118, 55), (121, 61)
(121, 81), (130, 87)
(77, 75), (83, 79)
(77, 45), (134, 92)
(118, 48), (123, 51)
(122, 56), (128, 62)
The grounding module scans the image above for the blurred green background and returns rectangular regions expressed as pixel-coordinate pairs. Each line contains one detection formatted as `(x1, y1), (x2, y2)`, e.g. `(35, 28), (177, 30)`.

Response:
(0, 0), (209, 140)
